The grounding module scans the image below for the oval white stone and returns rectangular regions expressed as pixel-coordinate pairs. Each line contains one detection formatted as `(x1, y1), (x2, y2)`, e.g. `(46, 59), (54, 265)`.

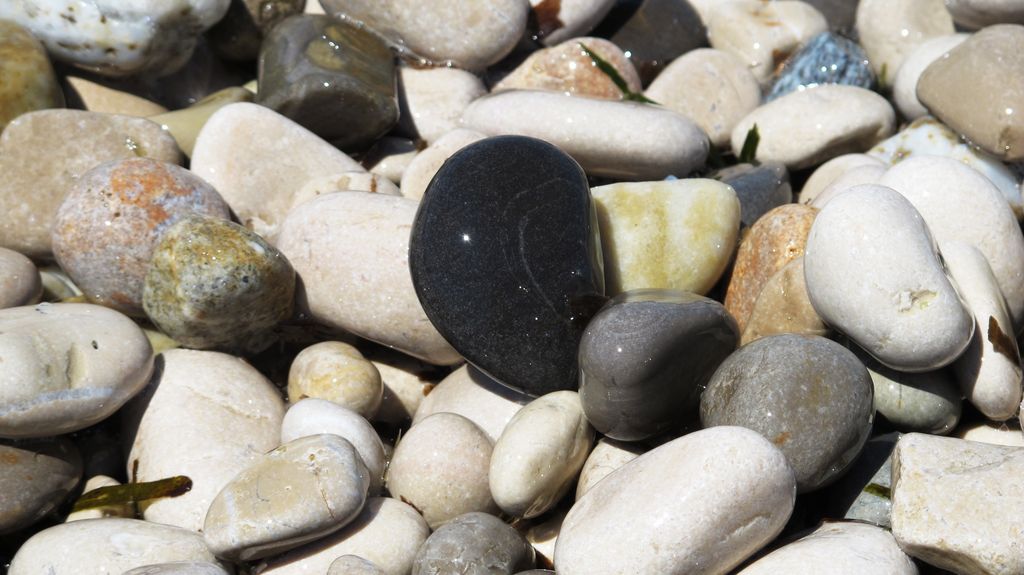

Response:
(736, 521), (917, 574)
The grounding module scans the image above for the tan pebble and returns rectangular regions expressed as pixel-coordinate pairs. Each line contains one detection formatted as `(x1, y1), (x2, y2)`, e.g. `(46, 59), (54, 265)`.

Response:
(0, 248), (41, 309)
(741, 257), (828, 345)
(799, 153), (886, 204)
(401, 129), (486, 200)
(65, 76), (167, 116)
(495, 37), (641, 101)
(397, 66), (486, 144)
(855, 0), (954, 87)
(412, 364), (531, 442)
(150, 87), (254, 157)
(288, 342), (383, 420)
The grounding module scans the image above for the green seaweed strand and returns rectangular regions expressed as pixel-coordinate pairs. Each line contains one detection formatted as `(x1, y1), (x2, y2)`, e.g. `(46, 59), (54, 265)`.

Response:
(71, 475), (193, 513)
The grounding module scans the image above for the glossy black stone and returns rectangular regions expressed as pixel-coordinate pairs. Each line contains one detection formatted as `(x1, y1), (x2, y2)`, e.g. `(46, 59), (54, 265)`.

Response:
(578, 290), (738, 441)
(594, 0), (706, 85)
(257, 14), (398, 152)
(714, 162), (793, 227)
(410, 136), (604, 396)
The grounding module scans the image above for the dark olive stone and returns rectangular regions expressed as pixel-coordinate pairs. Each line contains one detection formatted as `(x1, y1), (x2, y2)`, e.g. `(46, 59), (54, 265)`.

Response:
(767, 32), (874, 102)
(412, 512), (535, 575)
(208, 0), (306, 62)
(700, 334), (874, 493)
(579, 289), (738, 441)
(258, 14), (398, 151)
(409, 136), (604, 396)
(593, 0), (707, 85)
(714, 162), (793, 227)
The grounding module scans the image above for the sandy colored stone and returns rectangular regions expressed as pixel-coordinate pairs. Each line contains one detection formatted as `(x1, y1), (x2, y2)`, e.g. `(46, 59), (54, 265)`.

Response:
(276, 191), (460, 365)
(0, 247), (41, 309)
(892, 433), (1024, 574)
(495, 37), (641, 101)
(0, 20), (63, 131)
(0, 436), (81, 533)
(855, 0), (954, 87)
(123, 349), (285, 531)
(191, 102), (363, 239)
(413, 364), (531, 442)
(736, 522), (917, 575)
(868, 117), (1023, 218)
(52, 158), (230, 317)
(554, 426), (796, 575)
(386, 413), (497, 528)
(955, 421), (1024, 446)
(804, 185), (973, 372)
(893, 35), (968, 120)
(281, 398), (387, 494)
(731, 85), (896, 170)
(0, 303), (154, 438)
(257, 497), (430, 575)
(945, 0), (1024, 28)
(150, 87), (254, 157)
(592, 179), (740, 296)
(463, 90), (709, 180)
(725, 203), (817, 333)
(799, 153), (886, 205)
(65, 76), (167, 116)
(918, 24), (1024, 161)
(877, 155), (1024, 329)
(8, 518), (223, 575)
(741, 257), (828, 345)
(203, 434), (370, 561)
(0, 109), (182, 259)
(143, 215), (296, 353)
(320, 0), (528, 71)
(122, 563), (230, 575)
(645, 48), (761, 148)
(288, 342), (383, 420)
(575, 437), (644, 501)
(397, 66), (486, 144)
(292, 172), (401, 211)
(707, 0), (828, 85)
(491, 391), (594, 518)
(401, 129), (486, 201)
(944, 241), (1023, 421)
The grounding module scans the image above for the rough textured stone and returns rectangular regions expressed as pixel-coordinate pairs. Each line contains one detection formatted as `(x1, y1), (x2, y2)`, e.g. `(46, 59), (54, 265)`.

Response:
(258, 15), (397, 152)
(592, 179), (740, 297)
(0, 437), (81, 533)
(892, 433), (1024, 575)
(804, 185), (974, 372)
(203, 434), (370, 561)
(0, 303), (154, 439)
(554, 426), (796, 575)
(277, 191), (460, 365)
(409, 136), (603, 394)
(702, 334), (874, 493)
(143, 215), (295, 353)
(644, 48), (761, 148)
(0, 20), (63, 131)
(0, 110), (182, 259)
(918, 24), (1024, 161)
(579, 290), (738, 441)
(386, 413), (497, 529)
(413, 512), (536, 575)
(725, 204), (817, 333)
(52, 158), (230, 317)
(490, 391), (594, 518)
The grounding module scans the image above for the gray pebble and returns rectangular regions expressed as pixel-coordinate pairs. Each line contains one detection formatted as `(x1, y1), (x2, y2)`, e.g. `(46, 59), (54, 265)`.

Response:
(714, 162), (793, 227)
(412, 512), (535, 575)
(700, 334), (874, 492)
(0, 437), (81, 534)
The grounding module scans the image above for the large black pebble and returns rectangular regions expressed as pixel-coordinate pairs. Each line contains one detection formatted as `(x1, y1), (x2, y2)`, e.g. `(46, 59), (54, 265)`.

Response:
(409, 136), (604, 396)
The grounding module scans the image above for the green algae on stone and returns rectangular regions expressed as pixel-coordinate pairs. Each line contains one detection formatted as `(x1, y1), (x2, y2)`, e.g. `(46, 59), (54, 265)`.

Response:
(143, 215), (295, 354)
(0, 20), (64, 131)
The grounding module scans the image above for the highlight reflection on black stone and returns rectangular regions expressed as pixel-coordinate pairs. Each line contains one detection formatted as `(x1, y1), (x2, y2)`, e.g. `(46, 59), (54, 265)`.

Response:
(409, 136), (604, 396)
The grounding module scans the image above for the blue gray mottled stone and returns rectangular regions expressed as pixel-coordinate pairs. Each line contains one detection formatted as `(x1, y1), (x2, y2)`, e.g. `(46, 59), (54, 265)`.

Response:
(715, 162), (793, 227)
(767, 32), (874, 101)
(823, 432), (899, 528)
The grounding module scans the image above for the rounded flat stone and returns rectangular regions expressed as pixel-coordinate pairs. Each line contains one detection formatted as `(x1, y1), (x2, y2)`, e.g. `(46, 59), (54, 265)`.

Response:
(412, 512), (536, 575)
(0, 248), (41, 310)
(409, 136), (604, 395)
(554, 426), (796, 575)
(0, 436), (81, 534)
(0, 303), (154, 438)
(862, 352), (961, 435)
(52, 158), (230, 317)
(701, 334), (874, 492)
(207, 0), (304, 61)
(396, 66), (486, 145)
(143, 215), (295, 353)
(530, 0), (615, 45)
(579, 290), (739, 441)
(203, 434), (370, 561)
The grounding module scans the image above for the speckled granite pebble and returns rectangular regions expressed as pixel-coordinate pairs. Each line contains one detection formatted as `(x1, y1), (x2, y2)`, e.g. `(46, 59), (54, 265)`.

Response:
(52, 158), (229, 317)
(412, 512), (536, 575)
(143, 215), (295, 353)
(767, 32), (873, 101)
(0, 20), (63, 131)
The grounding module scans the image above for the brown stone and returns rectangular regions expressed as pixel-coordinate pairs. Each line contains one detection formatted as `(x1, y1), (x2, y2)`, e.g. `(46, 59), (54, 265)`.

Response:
(918, 24), (1024, 161)
(724, 203), (818, 333)
(0, 20), (63, 131)
(741, 257), (828, 345)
